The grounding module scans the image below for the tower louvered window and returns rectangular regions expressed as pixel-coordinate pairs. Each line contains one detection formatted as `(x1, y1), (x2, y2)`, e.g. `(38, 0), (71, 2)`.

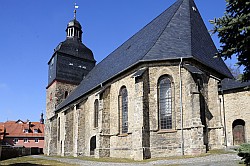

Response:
(119, 86), (128, 133)
(158, 76), (172, 130)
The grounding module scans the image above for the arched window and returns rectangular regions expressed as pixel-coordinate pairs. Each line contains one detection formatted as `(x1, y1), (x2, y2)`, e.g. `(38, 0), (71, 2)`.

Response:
(90, 136), (96, 155)
(50, 93), (52, 101)
(158, 76), (172, 130)
(119, 86), (128, 133)
(94, 99), (99, 128)
(64, 91), (69, 99)
(57, 117), (60, 141)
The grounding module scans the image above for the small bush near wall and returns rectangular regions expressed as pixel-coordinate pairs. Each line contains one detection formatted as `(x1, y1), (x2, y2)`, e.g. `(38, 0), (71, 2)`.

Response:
(238, 143), (250, 165)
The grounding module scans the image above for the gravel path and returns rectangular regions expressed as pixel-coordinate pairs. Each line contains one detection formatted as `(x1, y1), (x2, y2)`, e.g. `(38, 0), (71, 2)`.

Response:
(32, 153), (242, 166)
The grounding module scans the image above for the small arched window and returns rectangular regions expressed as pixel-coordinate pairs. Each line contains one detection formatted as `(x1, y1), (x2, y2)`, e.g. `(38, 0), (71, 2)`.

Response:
(64, 91), (69, 99)
(94, 99), (99, 128)
(119, 86), (128, 133)
(50, 93), (52, 101)
(158, 76), (172, 130)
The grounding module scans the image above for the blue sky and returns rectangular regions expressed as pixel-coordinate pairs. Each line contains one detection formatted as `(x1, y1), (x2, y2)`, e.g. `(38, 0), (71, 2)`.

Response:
(0, 0), (234, 122)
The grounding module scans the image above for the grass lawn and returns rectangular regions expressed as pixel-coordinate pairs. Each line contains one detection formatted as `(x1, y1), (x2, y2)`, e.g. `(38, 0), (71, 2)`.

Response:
(0, 149), (239, 165)
(0, 156), (78, 166)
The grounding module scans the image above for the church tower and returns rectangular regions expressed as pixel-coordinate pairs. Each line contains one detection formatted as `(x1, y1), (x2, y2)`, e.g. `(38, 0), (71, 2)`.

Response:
(45, 8), (96, 155)
(46, 9), (96, 120)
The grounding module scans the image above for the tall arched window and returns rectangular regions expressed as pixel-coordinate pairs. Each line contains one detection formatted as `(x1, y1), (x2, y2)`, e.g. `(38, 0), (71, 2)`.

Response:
(64, 91), (69, 99)
(94, 99), (99, 128)
(119, 86), (128, 133)
(57, 117), (60, 141)
(158, 76), (172, 130)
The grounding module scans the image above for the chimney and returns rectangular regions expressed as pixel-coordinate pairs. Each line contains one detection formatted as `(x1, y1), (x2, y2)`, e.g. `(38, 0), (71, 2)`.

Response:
(40, 113), (44, 124)
(28, 121), (31, 130)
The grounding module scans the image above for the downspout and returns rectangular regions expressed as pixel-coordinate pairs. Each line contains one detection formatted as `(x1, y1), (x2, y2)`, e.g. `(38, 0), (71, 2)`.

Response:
(179, 58), (184, 155)
(221, 90), (227, 147)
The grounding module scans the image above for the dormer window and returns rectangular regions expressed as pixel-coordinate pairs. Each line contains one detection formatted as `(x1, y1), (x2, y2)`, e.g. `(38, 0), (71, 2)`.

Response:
(24, 129), (29, 133)
(34, 129), (38, 133)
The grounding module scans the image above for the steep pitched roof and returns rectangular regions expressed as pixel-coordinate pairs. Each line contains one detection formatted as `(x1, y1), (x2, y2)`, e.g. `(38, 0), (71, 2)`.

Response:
(54, 38), (95, 62)
(221, 78), (250, 91)
(3, 121), (44, 138)
(56, 0), (232, 111)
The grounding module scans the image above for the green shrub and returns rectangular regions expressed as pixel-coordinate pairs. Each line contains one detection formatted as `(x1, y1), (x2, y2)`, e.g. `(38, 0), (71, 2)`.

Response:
(238, 143), (250, 165)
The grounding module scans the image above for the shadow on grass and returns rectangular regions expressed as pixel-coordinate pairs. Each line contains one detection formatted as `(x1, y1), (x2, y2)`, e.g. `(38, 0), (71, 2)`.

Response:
(6, 164), (42, 166)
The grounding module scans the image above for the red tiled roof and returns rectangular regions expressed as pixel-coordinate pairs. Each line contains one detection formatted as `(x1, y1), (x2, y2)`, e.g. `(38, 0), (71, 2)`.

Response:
(3, 120), (44, 138)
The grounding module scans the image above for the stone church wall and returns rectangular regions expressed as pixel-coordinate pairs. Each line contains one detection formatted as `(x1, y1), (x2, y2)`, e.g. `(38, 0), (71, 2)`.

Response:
(97, 87), (111, 157)
(108, 71), (136, 159)
(46, 81), (77, 120)
(77, 104), (86, 156)
(46, 63), (228, 160)
(206, 78), (224, 149)
(223, 90), (250, 146)
(45, 81), (77, 155)
(64, 109), (74, 156)
(148, 65), (183, 157)
(49, 117), (58, 155)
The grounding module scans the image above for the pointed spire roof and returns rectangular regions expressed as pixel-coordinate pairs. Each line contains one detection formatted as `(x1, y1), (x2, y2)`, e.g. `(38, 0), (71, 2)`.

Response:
(55, 0), (232, 111)
(141, 0), (232, 77)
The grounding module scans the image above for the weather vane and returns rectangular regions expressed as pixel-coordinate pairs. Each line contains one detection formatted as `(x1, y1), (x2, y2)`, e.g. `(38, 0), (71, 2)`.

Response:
(74, 3), (79, 19)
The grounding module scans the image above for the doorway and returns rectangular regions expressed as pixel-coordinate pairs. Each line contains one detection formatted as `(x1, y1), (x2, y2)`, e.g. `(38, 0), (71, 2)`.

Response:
(232, 119), (245, 145)
(90, 136), (96, 155)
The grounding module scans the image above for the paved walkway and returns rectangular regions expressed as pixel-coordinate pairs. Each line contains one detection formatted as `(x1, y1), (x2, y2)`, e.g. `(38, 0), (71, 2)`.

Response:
(32, 153), (242, 166)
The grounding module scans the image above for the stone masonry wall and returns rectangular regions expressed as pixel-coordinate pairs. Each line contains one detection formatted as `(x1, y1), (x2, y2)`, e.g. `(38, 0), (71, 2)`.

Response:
(49, 117), (58, 155)
(223, 90), (250, 146)
(97, 87), (111, 158)
(147, 65), (205, 157)
(77, 103), (86, 156)
(207, 78), (224, 149)
(64, 108), (74, 156)
(109, 70), (136, 159)
(83, 94), (99, 157)
(45, 81), (77, 155)
(48, 63), (228, 160)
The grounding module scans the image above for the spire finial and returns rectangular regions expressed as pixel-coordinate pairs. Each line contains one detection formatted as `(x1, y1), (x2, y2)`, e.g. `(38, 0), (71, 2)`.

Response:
(74, 3), (79, 20)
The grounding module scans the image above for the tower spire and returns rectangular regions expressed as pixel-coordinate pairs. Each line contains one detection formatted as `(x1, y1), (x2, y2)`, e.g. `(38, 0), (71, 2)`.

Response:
(74, 3), (79, 20)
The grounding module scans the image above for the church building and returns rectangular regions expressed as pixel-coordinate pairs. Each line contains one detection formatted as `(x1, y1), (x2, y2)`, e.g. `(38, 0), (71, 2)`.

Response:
(45, 0), (250, 160)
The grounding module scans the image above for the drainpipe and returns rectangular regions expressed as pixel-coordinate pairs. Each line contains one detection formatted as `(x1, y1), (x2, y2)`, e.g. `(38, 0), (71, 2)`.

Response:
(221, 90), (227, 147)
(179, 58), (184, 155)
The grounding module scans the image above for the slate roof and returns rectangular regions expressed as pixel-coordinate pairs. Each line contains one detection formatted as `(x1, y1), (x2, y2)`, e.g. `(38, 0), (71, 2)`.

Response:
(55, 0), (232, 111)
(67, 19), (82, 29)
(54, 38), (95, 62)
(221, 78), (250, 91)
